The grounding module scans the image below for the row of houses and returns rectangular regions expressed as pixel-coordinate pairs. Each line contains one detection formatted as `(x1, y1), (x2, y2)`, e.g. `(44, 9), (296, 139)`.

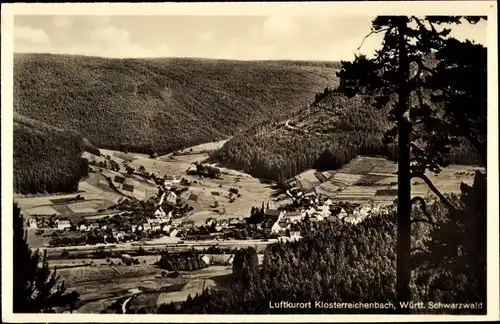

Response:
(262, 193), (391, 233)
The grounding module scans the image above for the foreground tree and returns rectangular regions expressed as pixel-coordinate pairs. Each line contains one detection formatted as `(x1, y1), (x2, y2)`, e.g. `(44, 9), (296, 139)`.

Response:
(336, 15), (486, 310)
(232, 247), (259, 277)
(412, 171), (486, 310)
(13, 204), (80, 313)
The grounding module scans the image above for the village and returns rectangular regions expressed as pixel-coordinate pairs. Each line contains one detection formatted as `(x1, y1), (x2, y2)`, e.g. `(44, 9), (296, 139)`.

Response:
(29, 172), (384, 249)
(26, 152), (394, 252)
(21, 145), (479, 260)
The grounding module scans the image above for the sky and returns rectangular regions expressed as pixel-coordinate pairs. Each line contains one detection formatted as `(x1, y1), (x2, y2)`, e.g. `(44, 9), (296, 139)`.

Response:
(13, 15), (487, 61)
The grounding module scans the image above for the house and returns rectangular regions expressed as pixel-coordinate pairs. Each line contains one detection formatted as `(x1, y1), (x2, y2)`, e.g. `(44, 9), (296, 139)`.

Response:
(56, 220), (71, 230)
(79, 224), (88, 231)
(315, 204), (331, 218)
(168, 228), (179, 238)
(265, 209), (284, 222)
(154, 207), (166, 218)
(165, 175), (176, 181)
(353, 206), (372, 218)
(207, 254), (234, 265)
(343, 215), (362, 225)
(181, 219), (195, 228)
(28, 218), (38, 229)
(271, 220), (290, 234)
(201, 255), (211, 265)
(171, 218), (183, 227)
(162, 224), (172, 233)
(229, 218), (245, 227)
(214, 225), (224, 232)
(290, 231), (301, 240)
(283, 211), (304, 224)
(219, 219), (229, 228)
(206, 218), (215, 227)
(142, 223), (152, 232)
(331, 207), (348, 220)
(164, 182), (173, 190)
(131, 225), (137, 233)
(166, 192), (178, 205)
(114, 231), (125, 241)
(152, 222), (162, 231)
(305, 206), (316, 217)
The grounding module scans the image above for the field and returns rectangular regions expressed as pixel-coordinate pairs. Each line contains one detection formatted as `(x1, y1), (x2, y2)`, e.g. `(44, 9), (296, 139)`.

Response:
(97, 147), (282, 224)
(174, 139), (230, 155)
(312, 156), (484, 205)
(53, 261), (232, 313)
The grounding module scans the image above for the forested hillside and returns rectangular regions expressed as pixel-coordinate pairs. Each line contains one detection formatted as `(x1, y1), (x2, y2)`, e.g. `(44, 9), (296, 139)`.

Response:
(14, 53), (340, 155)
(14, 114), (89, 194)
(210, 88), (482, 183)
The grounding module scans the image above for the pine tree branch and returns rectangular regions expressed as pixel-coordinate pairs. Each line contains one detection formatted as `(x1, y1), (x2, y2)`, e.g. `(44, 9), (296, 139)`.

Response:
(426, 19), (438, 34)
(410, 172), (456, 210)
(357, 27), (390, 51)
(412, 16), (428, 33)
(411, 196), (438, 227)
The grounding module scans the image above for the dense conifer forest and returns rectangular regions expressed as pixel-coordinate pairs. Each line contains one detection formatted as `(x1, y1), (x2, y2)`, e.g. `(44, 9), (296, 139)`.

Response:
(210, 88), (481, 183)
(14, 54), (339, 156)
(13, 114), (89, 194)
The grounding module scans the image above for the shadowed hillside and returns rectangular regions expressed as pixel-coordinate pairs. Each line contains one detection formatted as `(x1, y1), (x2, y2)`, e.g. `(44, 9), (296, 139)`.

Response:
(209, 88), (482, 183)
(14, 114), (90, 194)
(14, 53), (340, 155)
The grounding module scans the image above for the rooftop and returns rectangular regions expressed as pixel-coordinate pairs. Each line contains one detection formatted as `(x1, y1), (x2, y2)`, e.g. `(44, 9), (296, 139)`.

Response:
(265, 209), (282, 217)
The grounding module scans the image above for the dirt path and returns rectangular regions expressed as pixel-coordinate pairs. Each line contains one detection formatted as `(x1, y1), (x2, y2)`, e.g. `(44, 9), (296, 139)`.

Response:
(285, 119), (322, 136)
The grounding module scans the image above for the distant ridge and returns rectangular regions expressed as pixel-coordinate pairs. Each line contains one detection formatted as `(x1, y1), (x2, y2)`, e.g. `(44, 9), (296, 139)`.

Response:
(14, 53), (340, 155)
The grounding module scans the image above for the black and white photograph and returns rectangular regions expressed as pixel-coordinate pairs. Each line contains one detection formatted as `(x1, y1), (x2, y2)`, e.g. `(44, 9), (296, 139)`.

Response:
(1, 1), (498, 321)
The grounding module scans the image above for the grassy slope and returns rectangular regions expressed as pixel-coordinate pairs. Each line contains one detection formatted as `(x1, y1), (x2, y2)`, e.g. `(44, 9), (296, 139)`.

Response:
(210, 89), (481, 183)
(13, 113), (89, 194)
(14, 53), (340, 155)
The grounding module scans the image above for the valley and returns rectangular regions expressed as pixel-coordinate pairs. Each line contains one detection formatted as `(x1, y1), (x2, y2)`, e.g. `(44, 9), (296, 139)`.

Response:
(14, 136), (483, 313)
(11, 51), (486, 315)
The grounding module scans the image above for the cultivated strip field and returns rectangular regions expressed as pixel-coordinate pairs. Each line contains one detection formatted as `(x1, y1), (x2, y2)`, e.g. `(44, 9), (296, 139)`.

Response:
(292, 156), (484, 206)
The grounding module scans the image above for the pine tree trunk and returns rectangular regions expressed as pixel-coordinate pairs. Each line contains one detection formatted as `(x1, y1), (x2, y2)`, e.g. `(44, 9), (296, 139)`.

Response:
(396, 17), (412, 312)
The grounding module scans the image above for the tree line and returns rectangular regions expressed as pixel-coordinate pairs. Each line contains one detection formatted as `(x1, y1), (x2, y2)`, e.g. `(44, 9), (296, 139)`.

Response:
(155, 250), (209, 272)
